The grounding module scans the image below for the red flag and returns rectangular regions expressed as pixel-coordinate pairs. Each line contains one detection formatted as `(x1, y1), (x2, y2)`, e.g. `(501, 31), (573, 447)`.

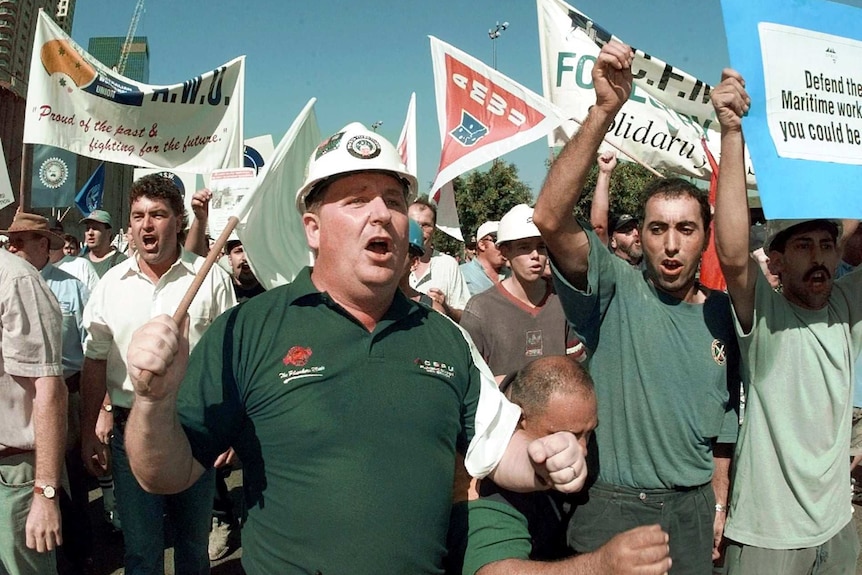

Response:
(428, 36), (564, 241)
(699, 139), (726, 292)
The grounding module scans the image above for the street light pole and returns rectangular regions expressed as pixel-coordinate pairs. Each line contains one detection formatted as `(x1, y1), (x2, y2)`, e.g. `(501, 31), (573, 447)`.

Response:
(488, 21), (508, 70)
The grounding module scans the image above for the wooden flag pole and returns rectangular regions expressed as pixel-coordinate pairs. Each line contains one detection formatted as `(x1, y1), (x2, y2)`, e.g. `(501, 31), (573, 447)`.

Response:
(136, 215), (239, 392)
(567, 117), (665, 179)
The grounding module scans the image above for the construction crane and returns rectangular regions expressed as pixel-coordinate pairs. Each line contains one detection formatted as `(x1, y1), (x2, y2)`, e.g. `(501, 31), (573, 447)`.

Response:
(116, 0), (145, 76)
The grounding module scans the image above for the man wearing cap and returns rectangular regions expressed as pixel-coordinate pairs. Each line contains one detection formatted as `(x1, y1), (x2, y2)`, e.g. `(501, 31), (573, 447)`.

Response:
(533, 41), (739, 575)
(81, 174), (236, 574)
(589, 151), (642, 268)
(4, 213), (95, 572)
(608, 213), (642, 267)
(461, 204), (584, 378)
(712, 69), (862, 573)
(0, 247), (67, 575)
(408, 197), (472, 321)
(81, 209), (127, 278)
(123, 122), (588, 575)
(460, 220), (509, 297)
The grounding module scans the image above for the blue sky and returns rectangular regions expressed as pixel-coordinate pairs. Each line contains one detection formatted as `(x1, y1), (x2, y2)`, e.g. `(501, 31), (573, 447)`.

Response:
(70, 0), (862, 196)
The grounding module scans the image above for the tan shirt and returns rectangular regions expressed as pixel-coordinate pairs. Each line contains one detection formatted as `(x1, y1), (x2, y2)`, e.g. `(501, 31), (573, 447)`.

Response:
(0, 250), (63, 450)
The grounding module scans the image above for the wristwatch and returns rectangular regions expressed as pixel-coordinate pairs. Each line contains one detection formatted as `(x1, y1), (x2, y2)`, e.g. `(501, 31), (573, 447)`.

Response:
(102, 404), (113, 413)
(34, 485), (57, 499)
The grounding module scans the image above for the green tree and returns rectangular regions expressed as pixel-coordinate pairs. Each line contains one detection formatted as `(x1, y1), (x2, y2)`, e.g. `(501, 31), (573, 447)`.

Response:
(574, 159), (664, 222)
(432, 161), (534, 257)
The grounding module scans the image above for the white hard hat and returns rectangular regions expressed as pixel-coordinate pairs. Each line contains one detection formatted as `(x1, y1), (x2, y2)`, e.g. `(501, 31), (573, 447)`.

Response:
(295, 122), (418, 213)
(476, 221), (499, 241)
(497, 204), (540, 245)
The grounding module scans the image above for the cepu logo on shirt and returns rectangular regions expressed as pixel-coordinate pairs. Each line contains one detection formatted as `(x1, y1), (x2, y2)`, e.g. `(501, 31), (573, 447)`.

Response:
(414, 358), (456, 379)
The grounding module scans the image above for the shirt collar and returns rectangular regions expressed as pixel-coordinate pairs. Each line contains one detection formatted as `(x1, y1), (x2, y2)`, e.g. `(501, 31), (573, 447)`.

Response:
(285, 266), (421, 325)
(127, 246), (196, 278)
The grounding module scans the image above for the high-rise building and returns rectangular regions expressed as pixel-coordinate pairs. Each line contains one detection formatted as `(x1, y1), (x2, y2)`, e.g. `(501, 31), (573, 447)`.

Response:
(77, 36), (151, 231)
(0, 0), (73, 97)
(87, 35), (149, 83)
(0, 1), (75, 226)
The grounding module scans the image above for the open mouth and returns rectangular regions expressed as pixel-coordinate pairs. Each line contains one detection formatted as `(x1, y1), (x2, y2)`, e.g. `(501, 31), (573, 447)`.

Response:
(141, 234), (158, 250)
(806, 269), (830, 283)
(662, 259), (683, 272)
(366, 238), (392, 255)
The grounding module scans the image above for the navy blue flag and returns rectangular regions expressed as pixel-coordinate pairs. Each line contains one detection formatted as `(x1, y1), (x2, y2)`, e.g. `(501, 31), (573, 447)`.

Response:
(31, 145), (77, 207)
(74, 163), (105, 216)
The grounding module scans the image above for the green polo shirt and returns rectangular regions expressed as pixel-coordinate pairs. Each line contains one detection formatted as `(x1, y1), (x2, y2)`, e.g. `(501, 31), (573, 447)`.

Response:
(552, 230), (740, 489)
(177, 267), (519, 575)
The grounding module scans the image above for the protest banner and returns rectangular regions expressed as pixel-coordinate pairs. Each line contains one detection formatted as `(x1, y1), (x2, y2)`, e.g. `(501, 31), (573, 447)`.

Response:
(721, 0), (862, 218)
(24, 10), (244, 173)
(537, 0), (756, 187)
(429, 35), (564, 240)
(234, 99), (320, 289)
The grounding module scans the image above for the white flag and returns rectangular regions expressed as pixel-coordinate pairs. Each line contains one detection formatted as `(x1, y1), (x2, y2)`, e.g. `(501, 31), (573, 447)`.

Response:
(397, 92), (418, 179)
(234, 99), (321, 289)
(24, 10), (244, 172)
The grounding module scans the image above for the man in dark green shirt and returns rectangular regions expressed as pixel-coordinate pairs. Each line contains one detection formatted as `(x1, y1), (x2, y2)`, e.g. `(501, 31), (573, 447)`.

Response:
(124, 122), (590, 574)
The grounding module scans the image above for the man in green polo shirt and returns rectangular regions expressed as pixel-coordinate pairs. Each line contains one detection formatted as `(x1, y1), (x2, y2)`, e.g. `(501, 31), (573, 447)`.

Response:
(123, 122), (589, 575)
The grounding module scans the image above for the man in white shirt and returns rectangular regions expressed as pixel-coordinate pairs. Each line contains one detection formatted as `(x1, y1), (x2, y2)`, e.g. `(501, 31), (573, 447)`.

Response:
(81, 174), (236, 574)
(408, 198), (471, 321)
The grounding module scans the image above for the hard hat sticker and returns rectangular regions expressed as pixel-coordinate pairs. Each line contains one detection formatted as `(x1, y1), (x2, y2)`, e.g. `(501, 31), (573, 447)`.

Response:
(315, 131), (345, 160)
(347, 135), (381, 159)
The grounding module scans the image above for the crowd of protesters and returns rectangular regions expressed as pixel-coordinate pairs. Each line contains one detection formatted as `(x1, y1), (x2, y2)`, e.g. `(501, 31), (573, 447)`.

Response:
(1, 40), (861, 575)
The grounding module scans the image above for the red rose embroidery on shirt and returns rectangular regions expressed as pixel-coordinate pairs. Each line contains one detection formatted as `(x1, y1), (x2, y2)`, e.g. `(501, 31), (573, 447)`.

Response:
(283, 346), (312, 367)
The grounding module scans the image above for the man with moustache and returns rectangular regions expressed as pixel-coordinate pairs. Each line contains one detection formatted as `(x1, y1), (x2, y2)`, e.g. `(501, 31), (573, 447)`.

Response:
(225, 238), (265, 302)
(533, 41), (739, 575)
(589, 151), (643, 268)
(122, 123), (589, 575)
(81, 174), (236, 574)
(712, 68), (861, 574)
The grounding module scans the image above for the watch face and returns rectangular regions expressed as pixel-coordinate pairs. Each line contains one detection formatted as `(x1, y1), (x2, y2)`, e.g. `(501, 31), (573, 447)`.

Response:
(36, 484), (56, 499)
(38, 157), (69, 189)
